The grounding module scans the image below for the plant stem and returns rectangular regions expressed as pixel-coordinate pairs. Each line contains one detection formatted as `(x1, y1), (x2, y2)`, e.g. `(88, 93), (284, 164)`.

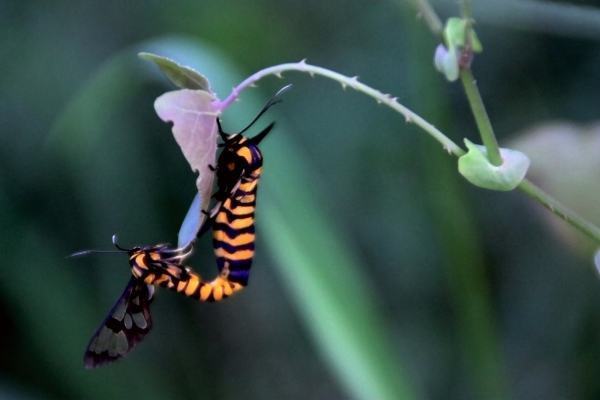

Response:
(221, 61), (600, 244)
(456, 0), (503, 166)
(518, 179), (600, 242)
(461, 0), (473, 20)
(411, 0), (444, 36)
(406, 0), (600, 244)
(459, 69), (503, 165)
(455, 0), (600, 242)
(451, 0), (600, 41)
(218, 61), (465, 156)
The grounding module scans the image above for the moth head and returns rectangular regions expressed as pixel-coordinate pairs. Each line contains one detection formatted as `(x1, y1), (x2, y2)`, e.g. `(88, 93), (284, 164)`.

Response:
(128, 242), (193, 265)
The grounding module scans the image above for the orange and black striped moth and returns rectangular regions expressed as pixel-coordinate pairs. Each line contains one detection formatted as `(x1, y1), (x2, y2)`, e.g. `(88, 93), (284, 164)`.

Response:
(80, 85), (289, 368)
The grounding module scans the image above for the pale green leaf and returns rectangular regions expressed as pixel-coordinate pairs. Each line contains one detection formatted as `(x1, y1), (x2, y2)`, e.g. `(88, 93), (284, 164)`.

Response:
(444, 17), (483, 53)
(139, 52), (212, 91)
(458, 139), (530, 191)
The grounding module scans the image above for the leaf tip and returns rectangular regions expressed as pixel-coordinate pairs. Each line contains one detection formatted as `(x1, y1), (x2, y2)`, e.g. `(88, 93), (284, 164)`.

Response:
(138, 51), (211, 91)
(137, 51), (153, 60)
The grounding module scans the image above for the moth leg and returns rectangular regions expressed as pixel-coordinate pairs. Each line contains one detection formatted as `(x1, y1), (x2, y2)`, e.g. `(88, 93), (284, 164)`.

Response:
(198, 275), (243, 302)
(198, 262), (243, 302)
(157, 263), (190, 282)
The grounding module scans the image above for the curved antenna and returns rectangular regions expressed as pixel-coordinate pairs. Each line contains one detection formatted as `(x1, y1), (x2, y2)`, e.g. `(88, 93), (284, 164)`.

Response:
(248, 121), (275, 145)
(67, 234), (130, 258)
(216, 118), (228, 142)
(67, 249), (125, 258)
(237, 84), (292, 135)
(112, 234), (132, 252)
(219, 84), (293, 140)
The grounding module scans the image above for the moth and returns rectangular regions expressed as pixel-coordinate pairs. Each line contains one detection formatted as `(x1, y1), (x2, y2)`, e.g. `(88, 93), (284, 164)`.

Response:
(82, 239), (192, 368)
(78, 86), (290, 368)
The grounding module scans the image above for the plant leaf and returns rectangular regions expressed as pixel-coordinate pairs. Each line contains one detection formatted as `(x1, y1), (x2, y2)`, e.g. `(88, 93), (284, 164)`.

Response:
(444, 17), (483, 53)
(146, 38), (416, 399)
(154, 89), (219, 240)
(261, 149), (416, 400)
(434, 44), (460, 82)
(139, 52), (212, 91)
(458, 138), (530, 191)
(178, 192), (202, 247)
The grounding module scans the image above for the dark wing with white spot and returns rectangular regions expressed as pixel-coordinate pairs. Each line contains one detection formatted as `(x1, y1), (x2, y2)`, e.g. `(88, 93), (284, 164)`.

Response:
(84, 278), (154, 368)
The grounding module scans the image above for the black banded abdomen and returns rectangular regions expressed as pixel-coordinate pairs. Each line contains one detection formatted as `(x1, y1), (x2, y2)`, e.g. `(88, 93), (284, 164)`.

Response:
(212, 179), (259, 286)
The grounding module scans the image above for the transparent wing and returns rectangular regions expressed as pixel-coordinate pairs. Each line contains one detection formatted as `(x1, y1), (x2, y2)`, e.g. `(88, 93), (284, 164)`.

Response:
(84, 277), (154, 368)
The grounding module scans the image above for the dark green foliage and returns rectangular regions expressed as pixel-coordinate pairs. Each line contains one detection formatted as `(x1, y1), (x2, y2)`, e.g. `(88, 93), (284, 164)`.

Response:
(2, 1), (600, 399)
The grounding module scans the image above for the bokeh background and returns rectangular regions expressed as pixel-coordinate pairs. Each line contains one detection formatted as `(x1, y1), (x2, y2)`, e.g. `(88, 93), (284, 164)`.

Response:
(2, 0), (600, 399)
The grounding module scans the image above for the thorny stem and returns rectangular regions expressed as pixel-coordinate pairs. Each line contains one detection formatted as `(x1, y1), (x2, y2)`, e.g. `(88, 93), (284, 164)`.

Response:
(221, 60), (600, 245)
(218, 61), (465, 156)
(518, 180), (600, 242)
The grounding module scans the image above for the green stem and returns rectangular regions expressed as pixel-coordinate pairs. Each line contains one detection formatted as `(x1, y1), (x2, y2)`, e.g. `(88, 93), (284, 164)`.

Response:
(461, 0), (473, 20)
(222, 61), (600, 245)
(405, 0), (600, 245)
(518, 179), (600, 242)
(459, 69), (502, 165)
(455, 0), (600, 41)
(457, 0), (503, 167)
(411, 0), (444, 36)
(455, 0), (599, 243)
(406, 10), (508, 397)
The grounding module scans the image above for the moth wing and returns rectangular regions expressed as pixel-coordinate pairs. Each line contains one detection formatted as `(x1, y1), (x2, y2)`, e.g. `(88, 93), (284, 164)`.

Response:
(84, 278), (154, 368)
(196, 175), (244, 238)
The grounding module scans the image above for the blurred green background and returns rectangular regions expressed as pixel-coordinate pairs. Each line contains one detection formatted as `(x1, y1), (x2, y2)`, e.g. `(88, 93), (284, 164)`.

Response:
(2, 0), (600, 399)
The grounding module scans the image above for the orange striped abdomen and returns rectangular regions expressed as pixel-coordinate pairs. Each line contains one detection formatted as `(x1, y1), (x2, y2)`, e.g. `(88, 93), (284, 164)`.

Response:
(212, 173), (260, 286)
(140, 267), (243, 303)
(128, 247), (243, 303)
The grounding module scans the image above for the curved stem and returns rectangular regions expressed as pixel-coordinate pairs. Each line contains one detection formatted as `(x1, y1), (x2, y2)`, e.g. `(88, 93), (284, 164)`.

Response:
(221, 60), (600, 245)
(218, 61), (465, 157)
(410, 0), (600, 244)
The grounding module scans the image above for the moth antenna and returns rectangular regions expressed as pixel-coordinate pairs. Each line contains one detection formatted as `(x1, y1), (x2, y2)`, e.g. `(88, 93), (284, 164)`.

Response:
(216, 118), (230, 142)
(218, 84), (292, 139)
(248, 122), (275, 145)
(237, 84), (292, 135)
(67, 249), (124, 259)
(112, 234), (132, 252)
